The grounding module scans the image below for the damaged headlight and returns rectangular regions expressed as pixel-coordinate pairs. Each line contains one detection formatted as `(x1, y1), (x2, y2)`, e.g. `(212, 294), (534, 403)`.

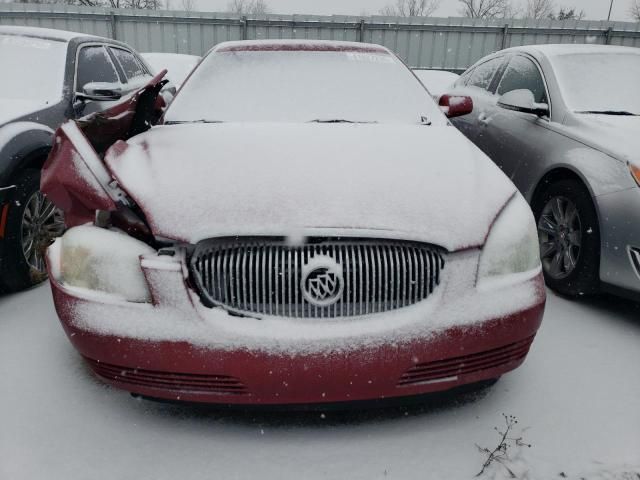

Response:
(477, 194), (540, 284)
(48, 225), (155, 303)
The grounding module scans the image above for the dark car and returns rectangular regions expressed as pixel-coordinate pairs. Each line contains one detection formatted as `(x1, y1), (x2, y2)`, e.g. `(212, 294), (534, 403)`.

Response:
(0, 26), (163, 293)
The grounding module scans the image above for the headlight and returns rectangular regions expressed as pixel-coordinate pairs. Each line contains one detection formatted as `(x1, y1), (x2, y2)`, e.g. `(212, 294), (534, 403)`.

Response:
(51, 225), (155, 303)
(630, 163), (640, 187)
(477, 194), (540, 284)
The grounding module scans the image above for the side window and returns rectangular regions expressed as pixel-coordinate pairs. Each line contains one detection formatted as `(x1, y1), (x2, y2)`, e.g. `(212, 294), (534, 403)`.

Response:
(467, 57), (503, 91)
(110, 47), (150, 84)
(457, 67), (474, 87)
(76, 45), (119, 91)
(497, 56), (548, 104)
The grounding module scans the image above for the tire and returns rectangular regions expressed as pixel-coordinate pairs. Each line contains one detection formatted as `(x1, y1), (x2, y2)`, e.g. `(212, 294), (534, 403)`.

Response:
(0, 169), (65, 293)
(532, 179), (600, 297)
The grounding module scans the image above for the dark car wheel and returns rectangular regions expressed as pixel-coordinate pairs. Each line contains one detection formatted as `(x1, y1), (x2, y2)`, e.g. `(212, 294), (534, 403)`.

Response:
(533, 179), (600, 297)
(0, 169), (65, 293)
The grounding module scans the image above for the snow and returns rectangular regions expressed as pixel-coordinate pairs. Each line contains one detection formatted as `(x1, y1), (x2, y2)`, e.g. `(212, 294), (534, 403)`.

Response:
(142, 52), (200, 89)
(0, 25), (86, 42)
(0, 33), (67, 106)
(105, 123), (516, 252)
(413, 69), (460, 97)
(1, 285), (638, 479)
(165, 46), (445, 125)
(0, 99), (53, 126)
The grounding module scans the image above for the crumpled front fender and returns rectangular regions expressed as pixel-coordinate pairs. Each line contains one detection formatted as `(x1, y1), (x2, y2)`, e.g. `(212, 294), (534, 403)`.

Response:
(41, 71), (169, 228)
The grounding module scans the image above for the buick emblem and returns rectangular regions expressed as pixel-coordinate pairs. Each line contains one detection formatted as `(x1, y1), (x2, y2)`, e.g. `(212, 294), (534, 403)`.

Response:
(301, 255), (344, 307)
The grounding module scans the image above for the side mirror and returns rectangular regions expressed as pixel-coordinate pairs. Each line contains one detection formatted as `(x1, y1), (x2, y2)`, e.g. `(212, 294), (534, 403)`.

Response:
(77, 82), (123, 102)
(439, 94), (473, 119)
(498, 89), (549, 117)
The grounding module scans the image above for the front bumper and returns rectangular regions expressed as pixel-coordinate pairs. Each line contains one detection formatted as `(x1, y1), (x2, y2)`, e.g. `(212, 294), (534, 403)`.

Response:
(598, 187), (640, 296)
(48, 247), (545, 405)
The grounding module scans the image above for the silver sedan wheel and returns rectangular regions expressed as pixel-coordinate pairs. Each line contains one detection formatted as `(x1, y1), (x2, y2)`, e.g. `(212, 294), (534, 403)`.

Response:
(20, 191), (65, 274)
(537, 196), (582, 280)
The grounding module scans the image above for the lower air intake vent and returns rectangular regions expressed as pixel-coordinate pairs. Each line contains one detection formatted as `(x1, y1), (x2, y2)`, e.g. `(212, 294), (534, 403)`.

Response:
(86, 358), (249, 395)
(397, 336), (535, 387)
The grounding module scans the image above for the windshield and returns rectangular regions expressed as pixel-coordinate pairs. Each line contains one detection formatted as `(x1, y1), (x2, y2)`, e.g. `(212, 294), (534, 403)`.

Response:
(0, 34), (67, 104)
(165, 48), (444, 125)
(552, 52), (640, 115)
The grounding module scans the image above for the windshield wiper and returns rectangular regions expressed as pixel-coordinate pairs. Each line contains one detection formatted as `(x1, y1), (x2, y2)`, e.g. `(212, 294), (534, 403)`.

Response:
(164, 119), (225, 125)
(577, 110), (639, 116)
(308, 119), (377, 124)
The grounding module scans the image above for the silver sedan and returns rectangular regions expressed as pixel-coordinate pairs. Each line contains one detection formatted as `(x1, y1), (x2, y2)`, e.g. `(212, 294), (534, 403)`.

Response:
(447, 44), (640, 300)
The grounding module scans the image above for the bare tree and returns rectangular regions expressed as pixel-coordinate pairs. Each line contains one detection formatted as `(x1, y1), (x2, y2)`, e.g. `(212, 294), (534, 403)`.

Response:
(227, 0), (269, 15)
(457, 0), (510, 18)
(553, 7), (585, 20)
(379, 0), (441, 17)
(630, 0), (640, 21)
(525, 0), (555, 19)
(44, 0), (162, 7)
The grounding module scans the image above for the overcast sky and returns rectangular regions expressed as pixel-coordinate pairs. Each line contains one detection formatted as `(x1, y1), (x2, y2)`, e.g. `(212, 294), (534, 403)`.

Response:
(186, 0), (637, 22)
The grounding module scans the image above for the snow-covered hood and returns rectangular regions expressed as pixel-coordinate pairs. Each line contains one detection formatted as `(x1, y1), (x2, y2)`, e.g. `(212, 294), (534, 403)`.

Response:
(106, 123), (516, 251)
(0, 99), (47, 126)
(564, 114), (640, 166)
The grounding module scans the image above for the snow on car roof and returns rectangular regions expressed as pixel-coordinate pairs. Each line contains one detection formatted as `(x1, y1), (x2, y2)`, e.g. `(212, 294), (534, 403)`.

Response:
(0, 25), (95, 42)
(213, 39), (391, 54)
(504, 43), (640, 58)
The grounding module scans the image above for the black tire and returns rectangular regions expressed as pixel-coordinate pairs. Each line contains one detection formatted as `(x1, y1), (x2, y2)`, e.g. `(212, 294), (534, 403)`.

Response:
(0, 169), (63, 293)
(532, 179), (600, 297)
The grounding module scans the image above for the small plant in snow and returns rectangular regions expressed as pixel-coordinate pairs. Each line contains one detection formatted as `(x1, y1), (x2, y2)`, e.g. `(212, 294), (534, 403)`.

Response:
(476, 414), (531, 478)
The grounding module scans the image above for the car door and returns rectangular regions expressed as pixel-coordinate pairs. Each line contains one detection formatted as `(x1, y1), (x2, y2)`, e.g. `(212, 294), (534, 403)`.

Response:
(472, 54), (553, 185)
(448, 56), (507, 142)
(74, 44), (124, 117)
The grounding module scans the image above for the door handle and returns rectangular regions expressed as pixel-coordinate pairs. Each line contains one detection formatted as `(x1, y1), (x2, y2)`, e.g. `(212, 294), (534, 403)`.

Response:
(478, 112), (491, 126)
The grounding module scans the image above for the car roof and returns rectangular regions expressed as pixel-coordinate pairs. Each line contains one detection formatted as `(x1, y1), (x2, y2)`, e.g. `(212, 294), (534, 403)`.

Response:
(142, 52), (201, 60)
(211, 39), (391, 54)
(0, 25), (86, 42)
(0, 25), (112, 43)
(501, 43), (640, 59)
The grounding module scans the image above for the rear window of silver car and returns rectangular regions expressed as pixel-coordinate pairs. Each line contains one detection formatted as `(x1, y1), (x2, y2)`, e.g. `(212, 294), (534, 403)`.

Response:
(552, 52), (640, 115)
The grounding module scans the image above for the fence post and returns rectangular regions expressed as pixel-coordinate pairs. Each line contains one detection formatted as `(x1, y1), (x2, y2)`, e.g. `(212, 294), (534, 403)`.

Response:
(110, 11), (118, 40)
(358, 19), (366, 42)
(501, 23), (510, 49)
(605, 27), (613, 45)
(241, 15), (248, 40)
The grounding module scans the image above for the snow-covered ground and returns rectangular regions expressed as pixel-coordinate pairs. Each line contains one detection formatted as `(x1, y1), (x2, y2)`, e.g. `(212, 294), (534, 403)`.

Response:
(1, 285), (639, 480)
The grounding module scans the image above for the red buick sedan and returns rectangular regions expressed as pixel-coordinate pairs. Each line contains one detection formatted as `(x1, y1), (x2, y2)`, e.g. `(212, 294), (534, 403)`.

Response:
(43, 40), (545, 405)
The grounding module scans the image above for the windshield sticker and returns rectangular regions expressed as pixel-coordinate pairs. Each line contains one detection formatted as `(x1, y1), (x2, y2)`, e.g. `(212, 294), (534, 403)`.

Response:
(345, 52), (394, 64)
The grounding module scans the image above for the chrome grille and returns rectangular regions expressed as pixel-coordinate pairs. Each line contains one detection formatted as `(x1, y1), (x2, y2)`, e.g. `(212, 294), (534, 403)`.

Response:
(190, 238), (445, 318)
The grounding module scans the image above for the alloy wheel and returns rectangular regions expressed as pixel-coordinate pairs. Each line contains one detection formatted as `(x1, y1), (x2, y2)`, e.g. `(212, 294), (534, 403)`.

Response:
(20, 191), (65, 274)
(537, 196), (582, 280)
